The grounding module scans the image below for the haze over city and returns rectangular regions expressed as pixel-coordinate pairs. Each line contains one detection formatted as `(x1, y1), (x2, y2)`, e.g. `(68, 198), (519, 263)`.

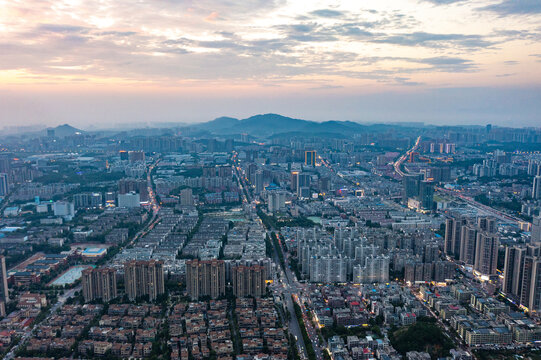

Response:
(1, 0), (541, 127)
(1, 2), (541, 360)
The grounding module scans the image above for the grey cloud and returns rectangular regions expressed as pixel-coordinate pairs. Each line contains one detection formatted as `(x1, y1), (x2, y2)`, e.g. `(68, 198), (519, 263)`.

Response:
(393, 77), (424, 86)
(0, 0), (517, 87)
(530, 54), (541, 62)
(420, 0), (464, 4)
(37, 24), (90, 34)
(415, 56), (476, 71)
(351, 55), (477, 73)
(309, 84), (344, 90)
(480, 0), (541, 15)
(279, 21), (491, 50)
(493, 29), (541, 41)
(310, 9), (344, 18)
(98, 31), (138, 37)
(372, 32), (494, 48)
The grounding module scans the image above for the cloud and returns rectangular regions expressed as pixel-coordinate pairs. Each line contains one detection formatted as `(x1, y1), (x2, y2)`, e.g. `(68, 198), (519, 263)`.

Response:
(37, 24), (90, 34)
(372, 32), (494, 48)
(205, 11), (219, 22)
(393, 77), (424, 86)
(0, 0), (537, 92)
(309, 84), (344, 90)
(415, 56), (476, 71)
(530, 54), (541, 62)
(310, 9), (344, 18)
(420, 0), (465, 4)
(480, 0), (541, 16)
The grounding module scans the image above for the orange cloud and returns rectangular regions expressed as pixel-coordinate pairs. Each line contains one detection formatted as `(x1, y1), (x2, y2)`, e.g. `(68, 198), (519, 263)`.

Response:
(205, 11), (219, 22)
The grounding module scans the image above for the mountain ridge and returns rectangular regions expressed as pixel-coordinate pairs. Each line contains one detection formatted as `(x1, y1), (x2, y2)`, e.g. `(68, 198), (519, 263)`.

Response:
(187, 113), (368, 137)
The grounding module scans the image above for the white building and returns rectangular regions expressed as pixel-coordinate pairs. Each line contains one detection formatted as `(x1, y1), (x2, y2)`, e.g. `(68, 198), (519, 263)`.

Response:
(118, 191), (141, 208)
(180, 188), (194, 206)
(53, 201), (75, 220)
(36, 203), (50, 213)
(267, 191), (286, 213)
(309, 256), (348, 283)
(353, 255), (390, 284)
(3, 207), (19, 217)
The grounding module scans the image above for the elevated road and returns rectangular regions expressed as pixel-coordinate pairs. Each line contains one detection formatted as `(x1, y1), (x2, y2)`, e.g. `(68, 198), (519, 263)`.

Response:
(393, 135), (421, 177)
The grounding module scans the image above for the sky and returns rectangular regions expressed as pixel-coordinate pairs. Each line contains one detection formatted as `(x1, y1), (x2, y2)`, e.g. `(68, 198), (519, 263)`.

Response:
(1, 0), (541, 128)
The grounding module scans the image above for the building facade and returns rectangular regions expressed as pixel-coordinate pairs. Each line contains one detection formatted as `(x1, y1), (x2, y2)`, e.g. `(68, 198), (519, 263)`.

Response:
(124, 260), (165, 301)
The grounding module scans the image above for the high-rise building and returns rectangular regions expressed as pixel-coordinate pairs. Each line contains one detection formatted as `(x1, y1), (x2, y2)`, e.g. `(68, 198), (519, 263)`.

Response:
(207, 139), (218, 153)
(225, 139), (234, 152)
(119, 150), (129, 161)
(119, 178), (149, 202)
(0, 256), (9, 304)
(232, 265), (267, 298)
(519, 245), (541, 311)
(423, 243), (439, 263)
(267, 191), (286, 213)
(218, 165), (232, 178)
(247, 163), (257, 184)
(185, 259), (226, 300)
(402, 174), (422, 202)
(180, 188), (194, 206)
(0, 154), (11, 174)
(419, 180), (434, 210)
(318, 177), (331, 193)
(459, 224), (477, 265)
(118, 192), (141, 208)
(255, 170), (264, 194)
(82, 267), (117, 303)
(502, 244), (541, 312)
(528, 160), (541, 176)
(305, 150), (316, 167)
(532, 216), (541, 244)
(434, 261), (456, 282)
(290, 171), (299, 192)
(533, 176), (541, 200)
(53, 201), (75, 220)
(297, 173), (311, 196)
(353, 256), (390, 283)
(124, 260), (165, 301)
(478, 217), (497, 233)
(0, 173), (8, 197)
(128, 150), (145, 163)
(474, 232), (499, 276)
(309, 256), (348, 283)
(444, 215), (468, 259)
(503, 246), (526, 296)
(73, 192), (103, 209)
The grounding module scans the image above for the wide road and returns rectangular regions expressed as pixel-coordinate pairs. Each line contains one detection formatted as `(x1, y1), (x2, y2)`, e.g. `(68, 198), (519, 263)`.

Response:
(232, 152), (252, 204)
(270, 231), (325, 360)
(393, 135), (421, 177)
(267, 230), (308, 359)
(436, 187), (527, 227)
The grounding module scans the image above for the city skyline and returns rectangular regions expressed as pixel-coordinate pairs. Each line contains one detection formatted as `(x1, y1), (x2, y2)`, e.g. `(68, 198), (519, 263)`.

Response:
(2, 1), (541, 358)
(1, 0), (541, 127)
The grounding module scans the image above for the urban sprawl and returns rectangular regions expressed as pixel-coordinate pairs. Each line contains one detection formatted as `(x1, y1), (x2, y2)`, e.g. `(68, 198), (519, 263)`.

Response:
(0, 121), (540, 360)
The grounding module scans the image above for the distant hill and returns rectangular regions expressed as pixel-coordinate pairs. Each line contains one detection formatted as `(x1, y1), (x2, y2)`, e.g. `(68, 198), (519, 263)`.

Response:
(187, 113), (369, 137)
(47, 124), (84, 138)
(195, 117), (240, 131)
